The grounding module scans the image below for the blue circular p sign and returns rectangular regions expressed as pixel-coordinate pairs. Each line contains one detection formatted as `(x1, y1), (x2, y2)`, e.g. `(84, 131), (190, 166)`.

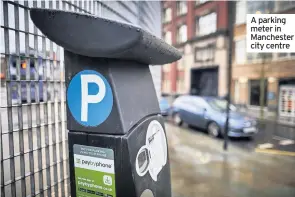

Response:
(67, 70), (113, 127)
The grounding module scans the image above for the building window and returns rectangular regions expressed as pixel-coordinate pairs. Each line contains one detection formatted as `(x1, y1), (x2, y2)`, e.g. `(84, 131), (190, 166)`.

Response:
(277, 53), (295, 59)
(164, 31), (172, 45)
(195, 44), (215, 62)
(197, 12), (217, 36)
(177, 25), (187, 43)
(275, 1), (295, 13)
(236, 1), (246, 25)
(163, 8), (172, 23)
(195, 0), (210, 6)
(247, 1), (275, 14)
(249, 80), (268, 106)
(247, 53), (273, 62)
(235, 39), (246, 64)
(176, 1), (187, 16)
(278, 53), (288, 58)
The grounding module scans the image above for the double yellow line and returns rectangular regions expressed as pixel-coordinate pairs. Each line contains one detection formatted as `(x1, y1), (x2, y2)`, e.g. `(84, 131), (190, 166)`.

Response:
(255, 148), (295, 157)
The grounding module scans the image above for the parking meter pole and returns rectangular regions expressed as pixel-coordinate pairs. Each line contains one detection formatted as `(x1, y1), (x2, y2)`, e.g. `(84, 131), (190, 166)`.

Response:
(224, 1), (236, 151)
(30, 9), (181, 197)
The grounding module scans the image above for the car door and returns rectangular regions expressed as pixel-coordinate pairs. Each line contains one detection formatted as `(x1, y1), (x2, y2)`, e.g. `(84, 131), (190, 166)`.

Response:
(182, 98), (198, 125)
(175, 96), (191, 124)
(190, 97), (209, 129)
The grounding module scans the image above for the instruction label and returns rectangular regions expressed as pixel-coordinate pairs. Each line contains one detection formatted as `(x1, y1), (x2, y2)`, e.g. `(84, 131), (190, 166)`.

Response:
(135, 120), (167, 182)
(74, 144), (116, 197)
(247, 14), (295, 52)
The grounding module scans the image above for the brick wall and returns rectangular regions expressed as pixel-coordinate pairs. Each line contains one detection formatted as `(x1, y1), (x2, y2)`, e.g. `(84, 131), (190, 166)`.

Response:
(162, 0), (229, 95)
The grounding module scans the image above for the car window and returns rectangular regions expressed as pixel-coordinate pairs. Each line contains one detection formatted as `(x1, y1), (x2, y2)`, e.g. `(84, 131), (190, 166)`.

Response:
(192, 97), (208, 109)
(208, 99), (237, 112)
(174, 96), (193, 108)
(174, 96), (187, 105)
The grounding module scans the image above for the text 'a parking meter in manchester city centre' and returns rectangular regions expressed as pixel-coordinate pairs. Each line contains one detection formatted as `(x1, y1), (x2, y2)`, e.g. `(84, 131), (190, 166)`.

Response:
(30, 8), (181, 197)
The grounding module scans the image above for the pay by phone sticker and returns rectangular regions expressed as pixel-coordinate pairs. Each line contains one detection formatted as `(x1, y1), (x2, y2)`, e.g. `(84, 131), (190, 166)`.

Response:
(74, 144), (116, 197)
(135, 120), (168, 182)
(67, 70), (113, 127)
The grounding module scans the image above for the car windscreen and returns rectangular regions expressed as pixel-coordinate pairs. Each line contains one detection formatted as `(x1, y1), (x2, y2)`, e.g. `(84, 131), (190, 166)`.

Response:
(207, 99), (237, 112)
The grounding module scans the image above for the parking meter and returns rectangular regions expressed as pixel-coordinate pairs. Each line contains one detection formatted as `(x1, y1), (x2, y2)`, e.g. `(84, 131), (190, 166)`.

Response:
(30, 9), (181, 197)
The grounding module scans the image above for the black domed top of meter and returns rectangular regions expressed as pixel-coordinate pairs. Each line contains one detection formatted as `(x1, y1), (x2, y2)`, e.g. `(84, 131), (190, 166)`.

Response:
(30, 8), (182, 65)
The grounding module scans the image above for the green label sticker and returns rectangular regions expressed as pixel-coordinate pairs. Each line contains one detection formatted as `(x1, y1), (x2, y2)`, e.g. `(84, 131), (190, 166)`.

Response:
(74, 144), (116, 197)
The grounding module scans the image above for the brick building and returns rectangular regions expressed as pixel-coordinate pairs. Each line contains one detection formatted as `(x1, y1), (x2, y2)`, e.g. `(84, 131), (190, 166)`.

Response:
(161, 0), (229, 97)
(232, 1), (295, 117)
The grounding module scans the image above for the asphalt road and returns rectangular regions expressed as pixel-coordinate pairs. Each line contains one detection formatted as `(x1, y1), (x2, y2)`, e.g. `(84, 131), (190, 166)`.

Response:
(165, 116), (295, 155)
(166, 122), (295, 197)
(230, 121), (295, 154)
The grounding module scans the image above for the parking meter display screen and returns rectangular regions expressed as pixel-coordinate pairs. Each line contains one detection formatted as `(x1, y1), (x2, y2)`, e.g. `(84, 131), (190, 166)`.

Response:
(73, 144), (116, 197)
(138, 148), (149, 174)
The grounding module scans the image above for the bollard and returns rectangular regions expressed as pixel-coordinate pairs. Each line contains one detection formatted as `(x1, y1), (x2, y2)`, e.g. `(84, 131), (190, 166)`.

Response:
(30, 9), (181, 197)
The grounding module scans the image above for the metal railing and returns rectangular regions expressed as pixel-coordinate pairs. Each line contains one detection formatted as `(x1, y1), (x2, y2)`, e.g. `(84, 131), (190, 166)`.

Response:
(0, 1), (161, 196)
(0, 1), (70, 196)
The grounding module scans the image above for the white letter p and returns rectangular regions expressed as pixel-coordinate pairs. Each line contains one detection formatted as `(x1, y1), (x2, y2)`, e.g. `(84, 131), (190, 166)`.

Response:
(81, 74), (106, 122)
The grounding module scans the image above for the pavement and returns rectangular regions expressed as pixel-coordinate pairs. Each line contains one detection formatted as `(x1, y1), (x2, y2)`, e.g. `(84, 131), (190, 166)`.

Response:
(165, 122), (295, 197)
(239, 107), (295, 127)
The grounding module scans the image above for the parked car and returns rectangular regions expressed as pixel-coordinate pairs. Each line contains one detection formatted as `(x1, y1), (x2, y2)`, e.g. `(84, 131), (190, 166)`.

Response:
(170, 95), (258, 138)
(9, 53), (51, 103)
(159, 97), (170, 116)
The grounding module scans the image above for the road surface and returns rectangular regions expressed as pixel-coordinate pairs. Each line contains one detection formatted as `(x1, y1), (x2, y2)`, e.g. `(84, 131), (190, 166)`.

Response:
(166, 122), (295, 197)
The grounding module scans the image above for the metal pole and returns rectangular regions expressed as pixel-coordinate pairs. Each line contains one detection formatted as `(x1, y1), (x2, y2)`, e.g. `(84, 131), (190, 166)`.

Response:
(260, 53), (266, 119)
(224, 1), (236, 151)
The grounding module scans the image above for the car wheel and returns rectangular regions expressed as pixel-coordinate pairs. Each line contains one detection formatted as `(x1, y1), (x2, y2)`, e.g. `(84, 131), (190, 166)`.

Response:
(173, 113), (182, 126)
(208, 122), (220, 138)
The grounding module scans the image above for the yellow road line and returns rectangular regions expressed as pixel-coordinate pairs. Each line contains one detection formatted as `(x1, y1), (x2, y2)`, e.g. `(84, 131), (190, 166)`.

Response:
(255, 148), (295, 157)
